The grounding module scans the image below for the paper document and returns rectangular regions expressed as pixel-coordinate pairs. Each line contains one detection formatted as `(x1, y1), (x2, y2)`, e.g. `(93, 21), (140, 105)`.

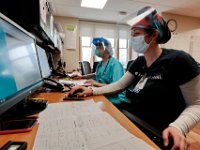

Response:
(59, 79), (91, 86)
(33, 100), (155, 150)
(96, 137), (155, 150)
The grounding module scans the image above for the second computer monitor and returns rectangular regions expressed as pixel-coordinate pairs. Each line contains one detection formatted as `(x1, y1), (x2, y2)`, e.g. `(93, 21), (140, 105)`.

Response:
(36, 45), (51, 78)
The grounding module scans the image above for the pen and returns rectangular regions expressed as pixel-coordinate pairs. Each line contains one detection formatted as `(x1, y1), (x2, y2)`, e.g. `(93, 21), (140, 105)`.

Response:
(63, 97), (84, 101)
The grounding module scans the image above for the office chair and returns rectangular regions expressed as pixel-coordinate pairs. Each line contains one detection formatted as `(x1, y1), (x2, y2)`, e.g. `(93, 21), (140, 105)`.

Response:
(196, 61), (200, 68)
(122, 109), (173, 149)
(92, 61), (99, 73)
(79, 61), (92, 75)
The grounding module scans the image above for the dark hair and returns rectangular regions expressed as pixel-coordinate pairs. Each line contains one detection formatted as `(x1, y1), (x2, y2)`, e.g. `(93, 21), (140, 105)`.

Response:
(144, 28), (160, 43)
(96, 43), (103, 46)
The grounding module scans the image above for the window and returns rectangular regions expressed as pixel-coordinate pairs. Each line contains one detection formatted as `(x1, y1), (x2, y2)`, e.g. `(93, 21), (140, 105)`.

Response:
(119, 39), (128, 67)
(107, 38), (115, 56)
(80, 36), (92, 62)
(79, 21), (132, 67)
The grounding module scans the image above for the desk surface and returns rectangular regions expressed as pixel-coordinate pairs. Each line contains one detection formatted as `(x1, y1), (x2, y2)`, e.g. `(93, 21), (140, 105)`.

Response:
(0, 92), (160, 150)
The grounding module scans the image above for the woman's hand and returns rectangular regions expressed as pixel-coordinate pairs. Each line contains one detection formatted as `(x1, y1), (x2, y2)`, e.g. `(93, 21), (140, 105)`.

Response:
(85, 79), (100, 87)
(69, 85), (93, 97)
(71, 74), (83, 79)
(163, 126), (187, 150)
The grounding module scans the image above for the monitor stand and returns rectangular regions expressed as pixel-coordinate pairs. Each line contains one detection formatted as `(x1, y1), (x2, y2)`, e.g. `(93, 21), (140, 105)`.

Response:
(1, 99), (48, 120)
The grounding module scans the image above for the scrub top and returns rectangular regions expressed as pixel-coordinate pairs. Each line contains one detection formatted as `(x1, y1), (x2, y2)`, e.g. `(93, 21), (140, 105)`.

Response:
(127, 49), (200, 130)
(95, 57), (127, 104)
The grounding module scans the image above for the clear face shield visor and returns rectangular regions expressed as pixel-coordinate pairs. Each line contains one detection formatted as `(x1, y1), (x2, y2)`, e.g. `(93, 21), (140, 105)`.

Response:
(91, 42), (106, 56)
(126, 7), (156, 29)
(126, 6), (171, 45)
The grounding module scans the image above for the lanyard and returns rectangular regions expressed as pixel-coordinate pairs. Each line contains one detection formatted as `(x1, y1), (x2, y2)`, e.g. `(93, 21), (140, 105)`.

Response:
(102, 58), (110, 75)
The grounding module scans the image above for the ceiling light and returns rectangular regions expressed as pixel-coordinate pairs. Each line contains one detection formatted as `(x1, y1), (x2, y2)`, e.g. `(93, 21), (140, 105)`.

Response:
(81, 0), (107, 9)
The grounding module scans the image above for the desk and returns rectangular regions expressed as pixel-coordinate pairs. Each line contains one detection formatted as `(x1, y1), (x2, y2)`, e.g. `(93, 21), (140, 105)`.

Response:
(0, 92), (160, 150)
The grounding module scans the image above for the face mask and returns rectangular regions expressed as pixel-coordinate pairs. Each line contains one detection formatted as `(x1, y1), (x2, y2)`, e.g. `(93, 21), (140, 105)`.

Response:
(95, 49), (101, 57)
(130, 35), (149, 53)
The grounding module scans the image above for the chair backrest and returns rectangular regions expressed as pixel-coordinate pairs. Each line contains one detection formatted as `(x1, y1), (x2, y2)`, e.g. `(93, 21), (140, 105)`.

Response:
(92, 61), (99, 73)
(79, 61), (92, 75)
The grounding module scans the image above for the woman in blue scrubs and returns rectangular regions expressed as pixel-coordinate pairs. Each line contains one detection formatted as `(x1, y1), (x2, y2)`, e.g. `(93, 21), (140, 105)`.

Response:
(85, 37), (129, 107)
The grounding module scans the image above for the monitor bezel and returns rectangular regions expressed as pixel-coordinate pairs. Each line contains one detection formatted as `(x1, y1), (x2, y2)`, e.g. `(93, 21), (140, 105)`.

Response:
(0, 12), (43, 117)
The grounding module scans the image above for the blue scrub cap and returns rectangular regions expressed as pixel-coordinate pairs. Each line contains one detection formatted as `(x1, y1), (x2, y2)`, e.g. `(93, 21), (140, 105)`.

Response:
(92, 37), (108, 46)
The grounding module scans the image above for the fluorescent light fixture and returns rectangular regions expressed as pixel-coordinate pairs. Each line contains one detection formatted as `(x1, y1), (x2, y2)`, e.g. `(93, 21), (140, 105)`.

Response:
(81, 0), (107, 9)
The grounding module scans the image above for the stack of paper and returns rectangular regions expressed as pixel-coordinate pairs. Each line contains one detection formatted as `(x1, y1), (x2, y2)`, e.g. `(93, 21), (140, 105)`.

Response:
(33, 100), (155, 150)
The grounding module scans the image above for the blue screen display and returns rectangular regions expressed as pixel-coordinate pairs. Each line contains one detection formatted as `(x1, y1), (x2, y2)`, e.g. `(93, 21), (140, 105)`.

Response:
(0, 16), (42, 104)
(36, 45), (51, 78)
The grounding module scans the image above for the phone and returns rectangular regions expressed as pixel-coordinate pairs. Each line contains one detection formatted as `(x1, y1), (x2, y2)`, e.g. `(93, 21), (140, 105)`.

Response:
(0, 141), (27, 150)
(0, 119), (37, 134)
(43, 78), (64, 91)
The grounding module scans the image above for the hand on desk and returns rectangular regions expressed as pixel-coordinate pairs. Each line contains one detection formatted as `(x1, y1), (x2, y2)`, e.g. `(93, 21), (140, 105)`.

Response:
(69, 86), (93, 98)
(85, 79), (101, 87)
(162, 126), (187, 150)
(71, 74), (83, 79)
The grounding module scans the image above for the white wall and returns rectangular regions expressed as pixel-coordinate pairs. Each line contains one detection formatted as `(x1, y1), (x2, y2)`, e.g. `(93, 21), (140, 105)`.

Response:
(161, 13), (200, 62)
(54, 13), (200, 71)
(54, 16), (80, 72)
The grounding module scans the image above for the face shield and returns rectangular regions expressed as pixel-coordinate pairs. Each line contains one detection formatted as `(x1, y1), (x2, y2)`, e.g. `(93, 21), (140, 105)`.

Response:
(127, 7), (155, 28)
(91, 37), (113, 56)
(126, 6), (171, 44)
(91, 42), (105, 57)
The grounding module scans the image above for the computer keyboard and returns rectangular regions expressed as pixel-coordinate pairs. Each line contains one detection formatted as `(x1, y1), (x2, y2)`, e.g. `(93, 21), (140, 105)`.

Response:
(59, 79), (91, 86)
(58, 79), (75, 87)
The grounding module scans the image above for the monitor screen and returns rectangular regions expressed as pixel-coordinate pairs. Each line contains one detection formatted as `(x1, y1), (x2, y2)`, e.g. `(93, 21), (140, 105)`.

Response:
(36, 45), (51, 78)
(0, 13), (43, 117)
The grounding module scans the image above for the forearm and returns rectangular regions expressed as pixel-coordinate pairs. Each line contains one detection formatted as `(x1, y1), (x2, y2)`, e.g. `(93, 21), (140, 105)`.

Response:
(92, 71), (134, 95)
(169, 75), (200, 135)
(95, 82), (107, 87)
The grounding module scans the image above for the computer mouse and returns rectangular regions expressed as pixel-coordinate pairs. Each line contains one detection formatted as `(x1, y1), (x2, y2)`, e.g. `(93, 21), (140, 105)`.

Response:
(68, 90), (83, 98)
(63, 91), (84, 101)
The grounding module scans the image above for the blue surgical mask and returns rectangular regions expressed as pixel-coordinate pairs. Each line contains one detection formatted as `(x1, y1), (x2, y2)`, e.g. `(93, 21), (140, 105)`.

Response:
(130, 35), (149, 53)
(95, 49), (101, 57)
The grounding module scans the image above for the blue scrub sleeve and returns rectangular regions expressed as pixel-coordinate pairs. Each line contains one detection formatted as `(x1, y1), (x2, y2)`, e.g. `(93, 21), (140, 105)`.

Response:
(111, 62), (124, 83)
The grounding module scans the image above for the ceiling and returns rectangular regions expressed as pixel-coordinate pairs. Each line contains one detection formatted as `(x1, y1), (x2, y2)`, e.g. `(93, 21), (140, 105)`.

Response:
(48, 0), (200, 24)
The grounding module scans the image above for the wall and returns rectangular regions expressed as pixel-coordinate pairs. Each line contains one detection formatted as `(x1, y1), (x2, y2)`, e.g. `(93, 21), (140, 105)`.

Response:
(54, 16), (80, 72)
(161, 13), (200, 62)
(54, 13), (200, 70)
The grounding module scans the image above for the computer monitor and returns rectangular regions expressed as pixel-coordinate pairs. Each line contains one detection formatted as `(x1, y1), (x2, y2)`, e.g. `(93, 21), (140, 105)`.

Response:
(48, 52), (57, 71)
(36, 45), (51, 78)
(79, 61), (92, 75)
(92, 61), (99, 73)
(0, 13), (43, 117)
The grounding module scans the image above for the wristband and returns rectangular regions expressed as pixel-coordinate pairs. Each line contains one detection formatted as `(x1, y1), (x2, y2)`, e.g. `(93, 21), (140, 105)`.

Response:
(88, 86), (94, 95)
